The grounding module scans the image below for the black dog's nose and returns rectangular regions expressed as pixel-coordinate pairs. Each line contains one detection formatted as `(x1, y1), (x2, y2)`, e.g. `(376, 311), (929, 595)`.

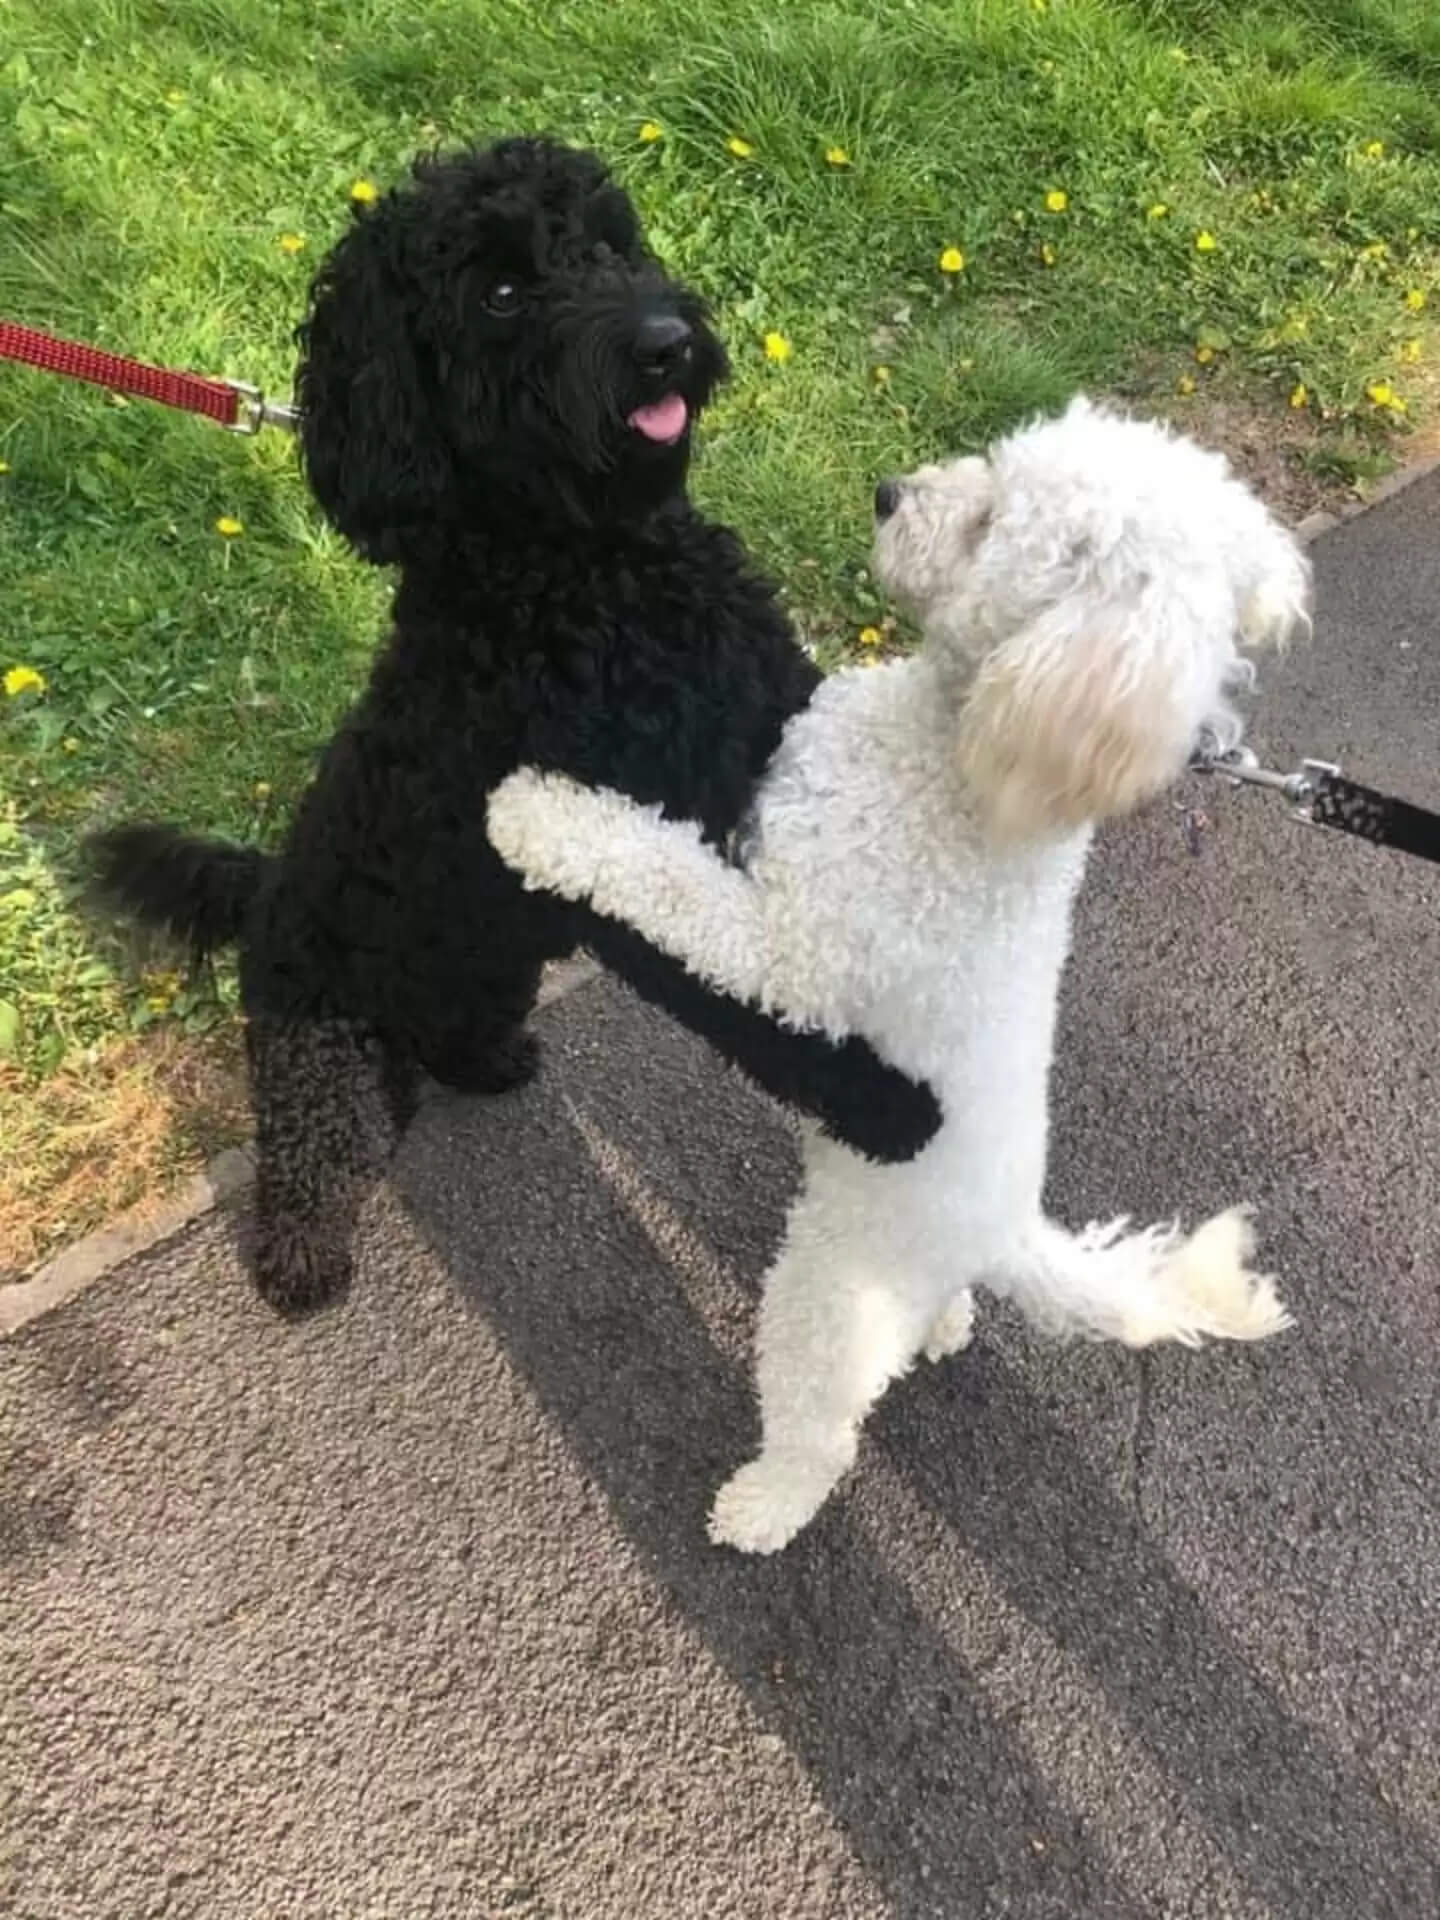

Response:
(874, 478), (902, 522)
(634, 312), (693, 371)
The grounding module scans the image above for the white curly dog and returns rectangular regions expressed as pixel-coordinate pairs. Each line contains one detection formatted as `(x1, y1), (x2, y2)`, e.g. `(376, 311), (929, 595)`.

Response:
(488, 397), (1308, 1553)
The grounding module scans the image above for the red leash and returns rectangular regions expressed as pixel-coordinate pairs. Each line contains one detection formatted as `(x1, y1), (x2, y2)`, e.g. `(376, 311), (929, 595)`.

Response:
(0, 319), (297, 434)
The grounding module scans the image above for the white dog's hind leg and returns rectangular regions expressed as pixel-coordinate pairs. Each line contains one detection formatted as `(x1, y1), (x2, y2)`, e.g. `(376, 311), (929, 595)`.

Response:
(993, 1208), (1291, 1348)
(710, 1231), (934, 1554)
(924, 1289), (976, 1362)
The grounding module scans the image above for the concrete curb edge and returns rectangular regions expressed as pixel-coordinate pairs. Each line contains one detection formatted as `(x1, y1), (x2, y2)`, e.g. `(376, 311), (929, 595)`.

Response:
(1, 955), (600, 1338)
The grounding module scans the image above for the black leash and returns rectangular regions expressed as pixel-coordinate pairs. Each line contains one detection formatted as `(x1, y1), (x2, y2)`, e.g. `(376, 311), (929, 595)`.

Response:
(1188, 746), (1440, 867)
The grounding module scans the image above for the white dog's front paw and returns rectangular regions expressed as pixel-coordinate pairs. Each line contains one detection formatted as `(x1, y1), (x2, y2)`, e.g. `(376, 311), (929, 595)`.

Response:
(708, 1452), (846, 1554)
(487, 767), (603, 899)
(488, 767), (567, 881)
(925, 1289), (976, 1362)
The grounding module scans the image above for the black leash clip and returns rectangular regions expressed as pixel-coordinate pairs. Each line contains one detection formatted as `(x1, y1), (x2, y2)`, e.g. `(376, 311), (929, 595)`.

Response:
(1190, 742), (1440, 866)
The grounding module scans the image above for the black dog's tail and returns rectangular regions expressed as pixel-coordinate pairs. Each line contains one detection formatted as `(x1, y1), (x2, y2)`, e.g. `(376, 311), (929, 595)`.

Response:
(85, 824), (271, 961)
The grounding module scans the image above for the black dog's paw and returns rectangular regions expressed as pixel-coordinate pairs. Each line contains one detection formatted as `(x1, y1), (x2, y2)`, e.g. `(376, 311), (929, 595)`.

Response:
(252, 1216), (354, 1318)
(425, 1028), (542, 1096)
(823, 1036), (944, 1165)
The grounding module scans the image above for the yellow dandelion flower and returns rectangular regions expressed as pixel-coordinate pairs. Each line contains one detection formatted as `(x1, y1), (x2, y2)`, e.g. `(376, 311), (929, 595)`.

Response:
(639, 122), (663, 143)
(858, 626), (882, 647)
(939, 246), (966, 274)
(1044, 189), (1068, 214)
(872, 364), (892, 386)
(1040, 242), (1057, 267)
(726, 136), (754, 159)
(1290, 383), (1309, 409)
(763, 331), (793, 364)
(1147, 203), (1169, 220)
(254, 780), (273, 800)
(1400, 338), (1423, 364)
(1195, 230), (1218, 253)
(350, 178), (379, 205)
(0, 459), (9, 474)
(1405, 288), (1427, 312)
(1177, 373), (1196, 395)
(143, 976), (183, 1012)
(215, 515), (244, 537)
(825, 145), (851, 167)
(1358, 240), (1389, 262)
(62, 736), (80, 753)
(4, 665), (46, 698)
(1363, 140), (1385, 160)
(1194, 344), (1215, 365)
(1366, 380), (1408, 414)
(278, 232), (305, 255)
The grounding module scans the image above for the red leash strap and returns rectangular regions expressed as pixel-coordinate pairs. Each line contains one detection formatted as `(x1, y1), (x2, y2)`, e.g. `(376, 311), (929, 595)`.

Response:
(0, 320), (296, 433)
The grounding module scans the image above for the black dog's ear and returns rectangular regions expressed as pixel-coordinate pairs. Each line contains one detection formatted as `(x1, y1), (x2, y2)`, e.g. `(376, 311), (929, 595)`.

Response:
(295, 205), (454, 564)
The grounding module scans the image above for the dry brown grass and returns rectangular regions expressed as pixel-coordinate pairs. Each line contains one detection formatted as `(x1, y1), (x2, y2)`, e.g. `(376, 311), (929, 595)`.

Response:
(0, 1021), (250, 1280)
(1110, 357), (1440, 529)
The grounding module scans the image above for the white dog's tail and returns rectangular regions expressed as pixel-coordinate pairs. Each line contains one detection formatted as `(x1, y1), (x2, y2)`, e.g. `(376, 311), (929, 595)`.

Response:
(996, 1207), (1292, 1348)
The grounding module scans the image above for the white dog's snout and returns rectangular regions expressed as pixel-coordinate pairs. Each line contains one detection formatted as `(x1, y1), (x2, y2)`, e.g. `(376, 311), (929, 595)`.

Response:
(870, 455), (995, 617)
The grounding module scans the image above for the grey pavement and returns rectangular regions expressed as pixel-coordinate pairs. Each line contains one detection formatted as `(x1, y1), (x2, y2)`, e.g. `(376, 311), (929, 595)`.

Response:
(5, 477), (1440, 1919)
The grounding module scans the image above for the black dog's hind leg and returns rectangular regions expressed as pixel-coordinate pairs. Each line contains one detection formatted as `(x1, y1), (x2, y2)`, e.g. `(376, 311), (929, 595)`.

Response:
(246, 1013), (418, 1316)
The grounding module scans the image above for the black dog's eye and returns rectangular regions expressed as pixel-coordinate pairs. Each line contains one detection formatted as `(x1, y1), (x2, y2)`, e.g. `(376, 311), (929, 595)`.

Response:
(486, 282), (522, 317)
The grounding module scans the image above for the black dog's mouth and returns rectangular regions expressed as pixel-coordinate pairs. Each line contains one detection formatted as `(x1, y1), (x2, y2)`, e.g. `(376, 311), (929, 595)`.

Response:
(626, 392), (689, 446)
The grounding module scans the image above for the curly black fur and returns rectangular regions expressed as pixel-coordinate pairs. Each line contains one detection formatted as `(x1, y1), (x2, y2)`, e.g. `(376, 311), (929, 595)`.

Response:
(86, 137), (941, 1315)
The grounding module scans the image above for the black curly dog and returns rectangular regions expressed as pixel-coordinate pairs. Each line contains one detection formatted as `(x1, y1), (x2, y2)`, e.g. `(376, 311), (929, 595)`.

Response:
(88, 137), (940, 1315)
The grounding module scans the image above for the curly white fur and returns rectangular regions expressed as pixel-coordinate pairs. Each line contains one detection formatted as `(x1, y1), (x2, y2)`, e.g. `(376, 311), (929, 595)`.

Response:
(488, 397), (1308, 1553)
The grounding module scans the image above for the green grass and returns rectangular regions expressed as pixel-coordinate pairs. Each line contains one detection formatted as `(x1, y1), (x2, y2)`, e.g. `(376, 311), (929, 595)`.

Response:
(3, 0), (1440, 1249)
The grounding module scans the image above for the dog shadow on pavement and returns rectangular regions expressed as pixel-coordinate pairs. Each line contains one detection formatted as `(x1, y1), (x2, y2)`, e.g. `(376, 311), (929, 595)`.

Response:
(392, 974), (1440, 1920)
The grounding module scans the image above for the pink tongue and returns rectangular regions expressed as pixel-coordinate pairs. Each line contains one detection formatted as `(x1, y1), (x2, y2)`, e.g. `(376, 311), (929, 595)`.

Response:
(628, 393), (688, 442)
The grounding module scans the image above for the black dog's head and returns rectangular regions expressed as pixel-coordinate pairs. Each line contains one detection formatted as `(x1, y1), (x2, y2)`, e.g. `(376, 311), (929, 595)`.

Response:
(296, 137), (729, 564)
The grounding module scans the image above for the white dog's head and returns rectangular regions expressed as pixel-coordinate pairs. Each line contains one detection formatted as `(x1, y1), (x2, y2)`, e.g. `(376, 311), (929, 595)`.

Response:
(871, 396), (1310, 838)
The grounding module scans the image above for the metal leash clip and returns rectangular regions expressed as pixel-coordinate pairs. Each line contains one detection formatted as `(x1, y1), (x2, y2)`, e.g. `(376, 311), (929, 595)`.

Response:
(221, 380), (300, 435)
(1187, 743), (1340, 825)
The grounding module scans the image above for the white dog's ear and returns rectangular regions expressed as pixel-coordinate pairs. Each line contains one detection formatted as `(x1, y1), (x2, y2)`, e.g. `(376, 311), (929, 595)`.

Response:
(1238, 513), (1312, 653)
(955, 583), (1220, 839)
(956, 474), (1311, 841)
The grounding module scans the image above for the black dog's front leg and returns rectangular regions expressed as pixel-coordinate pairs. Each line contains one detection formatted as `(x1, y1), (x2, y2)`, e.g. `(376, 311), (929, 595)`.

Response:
(579, 912), (941, 1164)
